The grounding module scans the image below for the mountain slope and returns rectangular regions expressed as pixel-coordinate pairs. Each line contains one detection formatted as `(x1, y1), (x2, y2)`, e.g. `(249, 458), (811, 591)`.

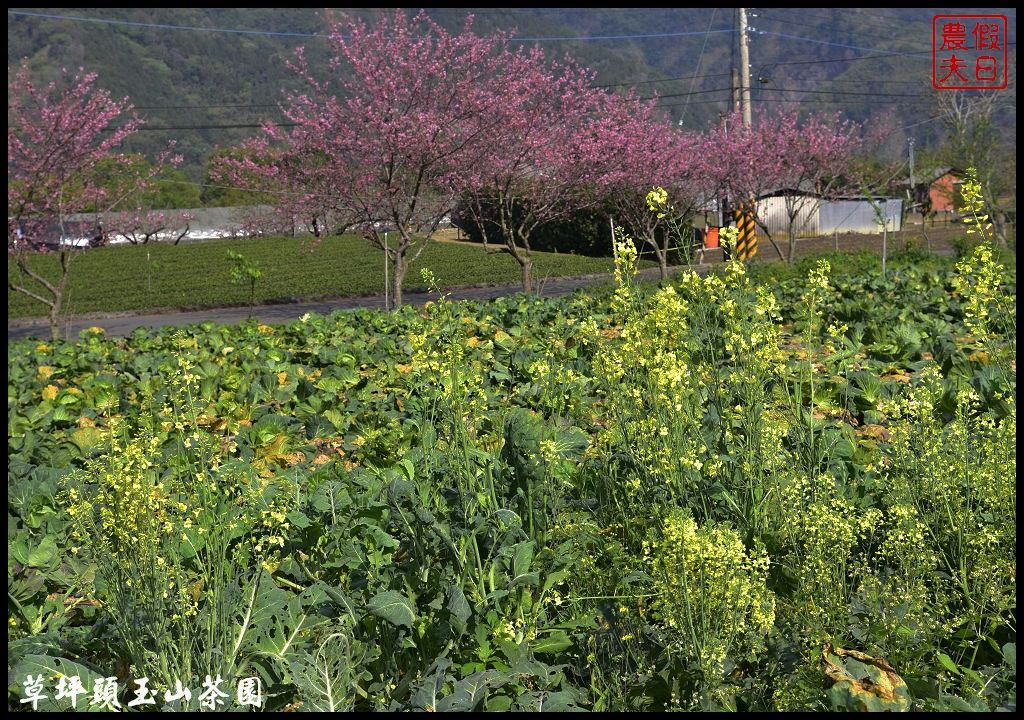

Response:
(8, 7), (1016, 181)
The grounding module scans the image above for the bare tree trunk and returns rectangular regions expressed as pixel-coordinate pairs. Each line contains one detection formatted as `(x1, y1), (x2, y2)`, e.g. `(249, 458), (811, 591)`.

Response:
(518, 254), (534, 294)
(881, 221), (888, 279)
(508, 227), (535, 293)
(49, 250), (71, 341)
(641, 230), (670, 280)
(787, 219), (797, 263)
(173, 225), (190, 245)
(985, 190), (1008, 246)
(743, 198), (785, 261)
(10, 253), (57, 337)
(753, 218), (785, 261)
(391, 251), (406, 308)
(48, 304), (61, 342)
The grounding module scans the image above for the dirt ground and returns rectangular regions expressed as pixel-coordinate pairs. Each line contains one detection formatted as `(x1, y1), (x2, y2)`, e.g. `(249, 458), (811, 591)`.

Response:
(748, 224), (966, 263)
(433, 223), (973, 262)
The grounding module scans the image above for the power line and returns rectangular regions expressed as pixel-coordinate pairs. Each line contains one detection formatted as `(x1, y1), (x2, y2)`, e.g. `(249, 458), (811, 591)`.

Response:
(898, 114), (947, 132)
(678, 8), (717, 125)
(799, 78), (927, 86)
(655, 86), (940, 107)
(8, 10), (739, 42)
(783, 7), (924, 28)
(756, 9), (932, 47)
(756, 30), (1016, 64)
(656, 95), (942, 108)
(128, 89), (737, 118)
(828, 7), (956, 30)
(102, 85), (944, 123)
(332, 7), (695, 16)
(641, 87), (734, 101)
(768, 49), (931, 70)
(128, 71), (955, 114)
(102, 77), (942, 117)
(755, 29), (934, 59)
(752, 86), (929, 98)
(15, 9), (1014, 127)
(603, 45), (976, 91)
(134, 102), (282, 110)
(104, 122), (297, 132)
(14, 9), (1008, 96)
(597, 70), (733, 88)
(522, 29), (737, 42)
(9, 10), (319, 38)
(114, 99), (944, 130)
(124, 91), (741, 128)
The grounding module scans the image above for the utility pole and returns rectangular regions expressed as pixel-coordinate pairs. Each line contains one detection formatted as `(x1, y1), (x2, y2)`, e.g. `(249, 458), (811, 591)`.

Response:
(739, 8), (752, 127)
(908, 138), (916, 212)
(731, 8), (737, 113)
(882, 217), (887, 279)
(908, 138), (915, 189)
(906, 137), (917, 230)
(731, 67), (740, 113)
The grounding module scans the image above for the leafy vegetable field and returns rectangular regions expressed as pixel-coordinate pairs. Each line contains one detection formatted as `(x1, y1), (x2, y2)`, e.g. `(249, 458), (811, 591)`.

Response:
(7, 241), (1015, 711)
(7, 234), (641, 319)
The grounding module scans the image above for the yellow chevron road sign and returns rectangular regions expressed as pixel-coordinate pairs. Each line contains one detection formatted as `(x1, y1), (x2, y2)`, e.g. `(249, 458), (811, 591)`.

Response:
(732, 205), (758, 261)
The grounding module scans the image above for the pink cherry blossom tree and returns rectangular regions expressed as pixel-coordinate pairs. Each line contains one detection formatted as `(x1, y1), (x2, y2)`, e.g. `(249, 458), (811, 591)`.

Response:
(770, 112), (863, 262)
(80, 154), (196, 245)
(212, 138), (339, 238)
(708, 110), (863, 262)
(105, 208), (197, 245)
(456, 52), (628, 293)
(705, 112), (786, 261)
(599, 104), (714, 279)
(8, 63), (169, 339)
(226, 11), (524, 308)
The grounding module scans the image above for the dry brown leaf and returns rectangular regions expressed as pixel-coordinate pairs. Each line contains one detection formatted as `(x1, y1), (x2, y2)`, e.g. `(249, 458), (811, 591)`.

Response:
(859, 424), (890, 442)
(822, 644), (910, 711)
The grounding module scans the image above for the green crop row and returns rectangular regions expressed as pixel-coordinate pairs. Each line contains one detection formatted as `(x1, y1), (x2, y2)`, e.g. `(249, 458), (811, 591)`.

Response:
(8, 235), (642, 319)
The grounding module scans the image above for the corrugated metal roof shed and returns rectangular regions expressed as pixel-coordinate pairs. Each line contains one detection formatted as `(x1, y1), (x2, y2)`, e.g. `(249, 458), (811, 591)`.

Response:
(820, 199), (902, 234)
(750, 190), (903, 238)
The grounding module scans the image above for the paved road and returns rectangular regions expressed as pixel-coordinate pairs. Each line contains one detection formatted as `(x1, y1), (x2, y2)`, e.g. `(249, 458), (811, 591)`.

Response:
(7, 264), (709, 341)
(8, 229), (961, 342)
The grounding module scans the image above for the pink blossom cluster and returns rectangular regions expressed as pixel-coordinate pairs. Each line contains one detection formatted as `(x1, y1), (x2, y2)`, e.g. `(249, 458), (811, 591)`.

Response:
(211, 12), (868, 298)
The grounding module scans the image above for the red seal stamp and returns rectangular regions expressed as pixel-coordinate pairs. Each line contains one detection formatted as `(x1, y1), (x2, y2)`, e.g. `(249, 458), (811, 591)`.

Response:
(933, 14), (1008, 90)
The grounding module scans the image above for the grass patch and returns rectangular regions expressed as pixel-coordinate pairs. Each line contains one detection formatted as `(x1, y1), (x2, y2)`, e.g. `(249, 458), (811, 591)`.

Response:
(7, 235), (643, 318)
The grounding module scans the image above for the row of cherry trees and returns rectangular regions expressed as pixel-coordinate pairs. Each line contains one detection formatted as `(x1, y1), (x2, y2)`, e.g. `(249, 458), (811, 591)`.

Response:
(9, 11), (871, 328)
(212, 12), (869, 304)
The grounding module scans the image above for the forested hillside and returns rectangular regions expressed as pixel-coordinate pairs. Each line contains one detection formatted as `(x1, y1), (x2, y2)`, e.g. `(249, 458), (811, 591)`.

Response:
(8, 7), (1017, 184)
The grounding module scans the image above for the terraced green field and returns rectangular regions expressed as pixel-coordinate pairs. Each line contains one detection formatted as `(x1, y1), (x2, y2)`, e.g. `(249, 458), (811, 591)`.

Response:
(8, 235), (641, 318)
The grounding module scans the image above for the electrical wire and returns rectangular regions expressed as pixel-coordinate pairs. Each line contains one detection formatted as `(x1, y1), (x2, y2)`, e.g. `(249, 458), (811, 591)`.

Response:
(677, 8), (717, 126)
(755, 29), (936, 58)
(7, 10), (739, 42)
